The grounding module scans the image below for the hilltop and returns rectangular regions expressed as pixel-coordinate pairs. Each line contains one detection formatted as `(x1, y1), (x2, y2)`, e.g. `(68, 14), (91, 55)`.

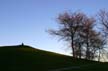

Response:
(0, 45), (107, 71)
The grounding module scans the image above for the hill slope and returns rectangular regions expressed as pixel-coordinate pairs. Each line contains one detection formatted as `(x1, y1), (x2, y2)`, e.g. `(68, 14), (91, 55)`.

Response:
(0, 45), (107, 71)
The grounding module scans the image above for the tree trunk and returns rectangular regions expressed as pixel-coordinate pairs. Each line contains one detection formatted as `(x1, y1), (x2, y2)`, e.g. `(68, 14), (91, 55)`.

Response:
(71, 37), (75, 58)
(98, 48), (101, 62)
(86, 31), (89, 60)
(71, 33), (76, 58)
(79, 43), (81, 59)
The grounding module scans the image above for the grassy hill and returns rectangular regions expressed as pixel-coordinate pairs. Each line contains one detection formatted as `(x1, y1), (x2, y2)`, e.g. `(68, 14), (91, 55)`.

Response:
(0, 45), (107, 71)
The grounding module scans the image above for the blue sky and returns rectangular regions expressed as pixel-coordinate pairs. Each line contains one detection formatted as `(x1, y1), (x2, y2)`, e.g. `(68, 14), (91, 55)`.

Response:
(0, 0), (108, 55)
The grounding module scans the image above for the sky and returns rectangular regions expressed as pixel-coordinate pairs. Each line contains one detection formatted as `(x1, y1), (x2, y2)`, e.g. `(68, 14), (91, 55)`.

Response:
(0, 0), (108, 55)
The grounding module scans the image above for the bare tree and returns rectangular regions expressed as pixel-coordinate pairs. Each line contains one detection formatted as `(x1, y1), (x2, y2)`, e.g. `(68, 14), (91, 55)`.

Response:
(48, 11), (105, 61)
(48, 11), (86, 58)
(98, 9), (108, 36)
(97, 9), (108, 61)
(81, 17), (96, 59)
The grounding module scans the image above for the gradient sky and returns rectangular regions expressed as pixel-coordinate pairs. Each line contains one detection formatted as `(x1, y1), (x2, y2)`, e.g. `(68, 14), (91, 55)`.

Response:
(0, 0), (108, 55)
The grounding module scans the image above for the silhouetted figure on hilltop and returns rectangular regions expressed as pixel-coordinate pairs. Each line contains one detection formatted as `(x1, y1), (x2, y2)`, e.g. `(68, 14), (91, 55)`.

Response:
(21, 43), (24, 46)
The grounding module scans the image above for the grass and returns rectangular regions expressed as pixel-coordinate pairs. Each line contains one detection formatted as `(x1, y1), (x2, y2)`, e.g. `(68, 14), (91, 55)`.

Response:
(0, 45), (107, 71)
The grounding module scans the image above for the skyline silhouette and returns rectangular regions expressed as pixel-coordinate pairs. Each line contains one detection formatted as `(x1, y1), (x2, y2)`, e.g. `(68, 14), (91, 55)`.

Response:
(0, 0), (108, 55)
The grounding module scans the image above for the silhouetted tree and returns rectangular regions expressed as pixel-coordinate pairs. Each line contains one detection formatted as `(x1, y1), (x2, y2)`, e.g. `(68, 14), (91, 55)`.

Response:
(48, 11), (99, 59)
(48, 10), (106, 61)
(98, 9), (108, 35)
(80, 17), (96, 59)
(97, 9), (108, 61)
(48, 11), (86, 58)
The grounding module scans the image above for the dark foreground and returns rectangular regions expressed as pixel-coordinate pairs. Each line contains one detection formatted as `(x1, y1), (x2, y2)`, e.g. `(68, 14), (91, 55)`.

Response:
(0, 45), (107, 71)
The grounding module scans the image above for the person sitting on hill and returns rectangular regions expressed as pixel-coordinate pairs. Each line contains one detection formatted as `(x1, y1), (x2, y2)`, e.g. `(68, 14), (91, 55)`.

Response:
(21, 43), (24, 46)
